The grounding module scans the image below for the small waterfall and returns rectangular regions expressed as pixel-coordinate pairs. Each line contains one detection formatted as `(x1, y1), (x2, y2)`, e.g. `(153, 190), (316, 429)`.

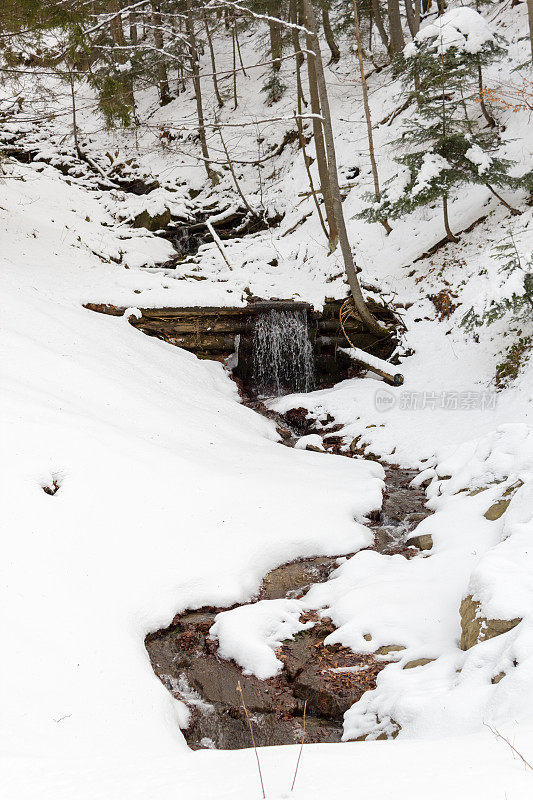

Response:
(252, 309), (315, 396)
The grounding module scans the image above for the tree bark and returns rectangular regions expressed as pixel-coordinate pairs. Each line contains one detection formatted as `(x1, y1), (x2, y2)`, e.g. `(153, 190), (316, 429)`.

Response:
(152, 4), (171, 105)
(404, 0), (417, 37)
(303, 16), (339, 250)
(443, 196), (458, 242)
(304, 0), (388, 335)
(387, 0), (405, 55)
(352, 0), (391, 234)
(185, 0), (217, 184)
(268, 18), (282, 71)
(322, 6), (340, 63)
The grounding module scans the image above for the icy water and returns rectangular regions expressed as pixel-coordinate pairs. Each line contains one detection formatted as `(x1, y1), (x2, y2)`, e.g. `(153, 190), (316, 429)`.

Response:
(252, 309), (315, 396)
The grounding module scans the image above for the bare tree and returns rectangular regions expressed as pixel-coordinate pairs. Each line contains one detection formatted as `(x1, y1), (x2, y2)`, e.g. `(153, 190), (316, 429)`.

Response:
(352, 0), (391, 234)
(303, 0), (388, 334)
(151, 3), (171, 105)
(185, 0), (217, 184)
(303, 15), (339, 250)
(202, 9), (224, 107)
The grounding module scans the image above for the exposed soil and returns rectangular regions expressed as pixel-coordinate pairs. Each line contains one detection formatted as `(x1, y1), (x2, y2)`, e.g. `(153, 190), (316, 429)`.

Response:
(145, 399), (431, 750)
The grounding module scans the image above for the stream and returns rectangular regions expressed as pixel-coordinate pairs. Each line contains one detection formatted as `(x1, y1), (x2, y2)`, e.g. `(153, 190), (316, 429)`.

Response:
(146, 395), (431, 750)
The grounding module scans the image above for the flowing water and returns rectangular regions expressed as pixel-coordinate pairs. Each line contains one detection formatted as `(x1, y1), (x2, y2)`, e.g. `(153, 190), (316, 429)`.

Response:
(252, 309), (315, 396)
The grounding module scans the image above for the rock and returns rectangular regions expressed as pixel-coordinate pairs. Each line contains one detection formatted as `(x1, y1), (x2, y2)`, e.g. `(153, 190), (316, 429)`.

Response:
(363, 633), (372, 641)
(403, 658), (435, 669)
(460, 595), (522, 650)
(375, 645), (406, 656)
(133, 207), (171, 231)
(491, 672), (506, 684)
(260, 557), (336, 600)
(405, 533), (433, 551)
(188, 655), (297, 714)
(484, 498), (511, 521)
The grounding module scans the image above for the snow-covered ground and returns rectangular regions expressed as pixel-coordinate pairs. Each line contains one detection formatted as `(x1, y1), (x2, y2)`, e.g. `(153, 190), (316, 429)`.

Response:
(2, 0), (532, 797)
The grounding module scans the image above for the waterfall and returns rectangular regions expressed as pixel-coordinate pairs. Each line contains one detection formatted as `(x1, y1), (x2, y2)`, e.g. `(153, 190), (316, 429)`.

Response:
(252, 309), (315, 396)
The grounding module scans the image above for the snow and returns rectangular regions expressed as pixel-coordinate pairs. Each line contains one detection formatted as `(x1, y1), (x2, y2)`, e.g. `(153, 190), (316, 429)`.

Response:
(411, 153), (451, 196)
(210, 599), (316, 679)
(466, 143), (493, 175)
(2, 1), (533, 798)
(406, 7), (496, 57)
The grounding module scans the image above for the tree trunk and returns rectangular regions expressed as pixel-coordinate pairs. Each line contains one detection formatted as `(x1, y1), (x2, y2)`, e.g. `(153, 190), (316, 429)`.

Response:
(477, 62), (496, 128)
(404, 0), (417, 37)
(152, 5), (171, 106)
(203, 10), (224, 107)
(217, 124), (256, 218)
(303, 16), (339, 250)
(352, 0), (391, 234)
(485, 184), (521, 215)
(387, 0), (405, 55)
(414, 0), (421, 33)
(269, 18), (282, 71)
(129, 10), (138, 45)
(322, 6), (340, 63)
(372, 0), (389, 51)
(69, 71), (81, 158)
(527, 0), (533, 61)
(443, 196), (458, 242)
(290, 0), (306, 110)
(290, 0), (328, 238)
(185, 0), (217, 184)
(107, 0), (135, 113)
(232, 21), (238, 109)
(304, 0), (388, 335)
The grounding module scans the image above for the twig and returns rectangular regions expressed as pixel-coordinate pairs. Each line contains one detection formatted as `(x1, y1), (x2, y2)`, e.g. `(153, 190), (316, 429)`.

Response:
(484, 724), (533, 771)
(237, 681), (266, 799)
(290, 699), (307, 792)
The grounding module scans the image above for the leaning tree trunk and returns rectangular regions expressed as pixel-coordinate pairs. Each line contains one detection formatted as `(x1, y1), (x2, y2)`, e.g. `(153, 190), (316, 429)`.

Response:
(352, 0), (391, 234)
(387, 0), (405, 55)
(152, 4), (171, 105)
(322, 5), (340, 63)
(303, 0), (388, 335)
(303, 16), (339, 250)
(185, 0), (217, 184)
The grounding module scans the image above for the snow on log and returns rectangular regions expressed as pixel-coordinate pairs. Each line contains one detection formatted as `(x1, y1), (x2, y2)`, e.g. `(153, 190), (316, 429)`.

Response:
(340, 347), (404, 386)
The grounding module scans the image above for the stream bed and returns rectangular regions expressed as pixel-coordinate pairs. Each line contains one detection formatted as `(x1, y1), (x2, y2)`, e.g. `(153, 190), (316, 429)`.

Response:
(146, 402), (431, 750)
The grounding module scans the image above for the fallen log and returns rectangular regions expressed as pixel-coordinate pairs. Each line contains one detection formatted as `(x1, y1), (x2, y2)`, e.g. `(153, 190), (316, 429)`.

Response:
(340, 347), (403, 386)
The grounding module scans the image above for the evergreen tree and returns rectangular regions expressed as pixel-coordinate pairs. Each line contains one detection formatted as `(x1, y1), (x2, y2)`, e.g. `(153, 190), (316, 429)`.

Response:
(462, 228), (533, 330)
(360, 9), (521, 240)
